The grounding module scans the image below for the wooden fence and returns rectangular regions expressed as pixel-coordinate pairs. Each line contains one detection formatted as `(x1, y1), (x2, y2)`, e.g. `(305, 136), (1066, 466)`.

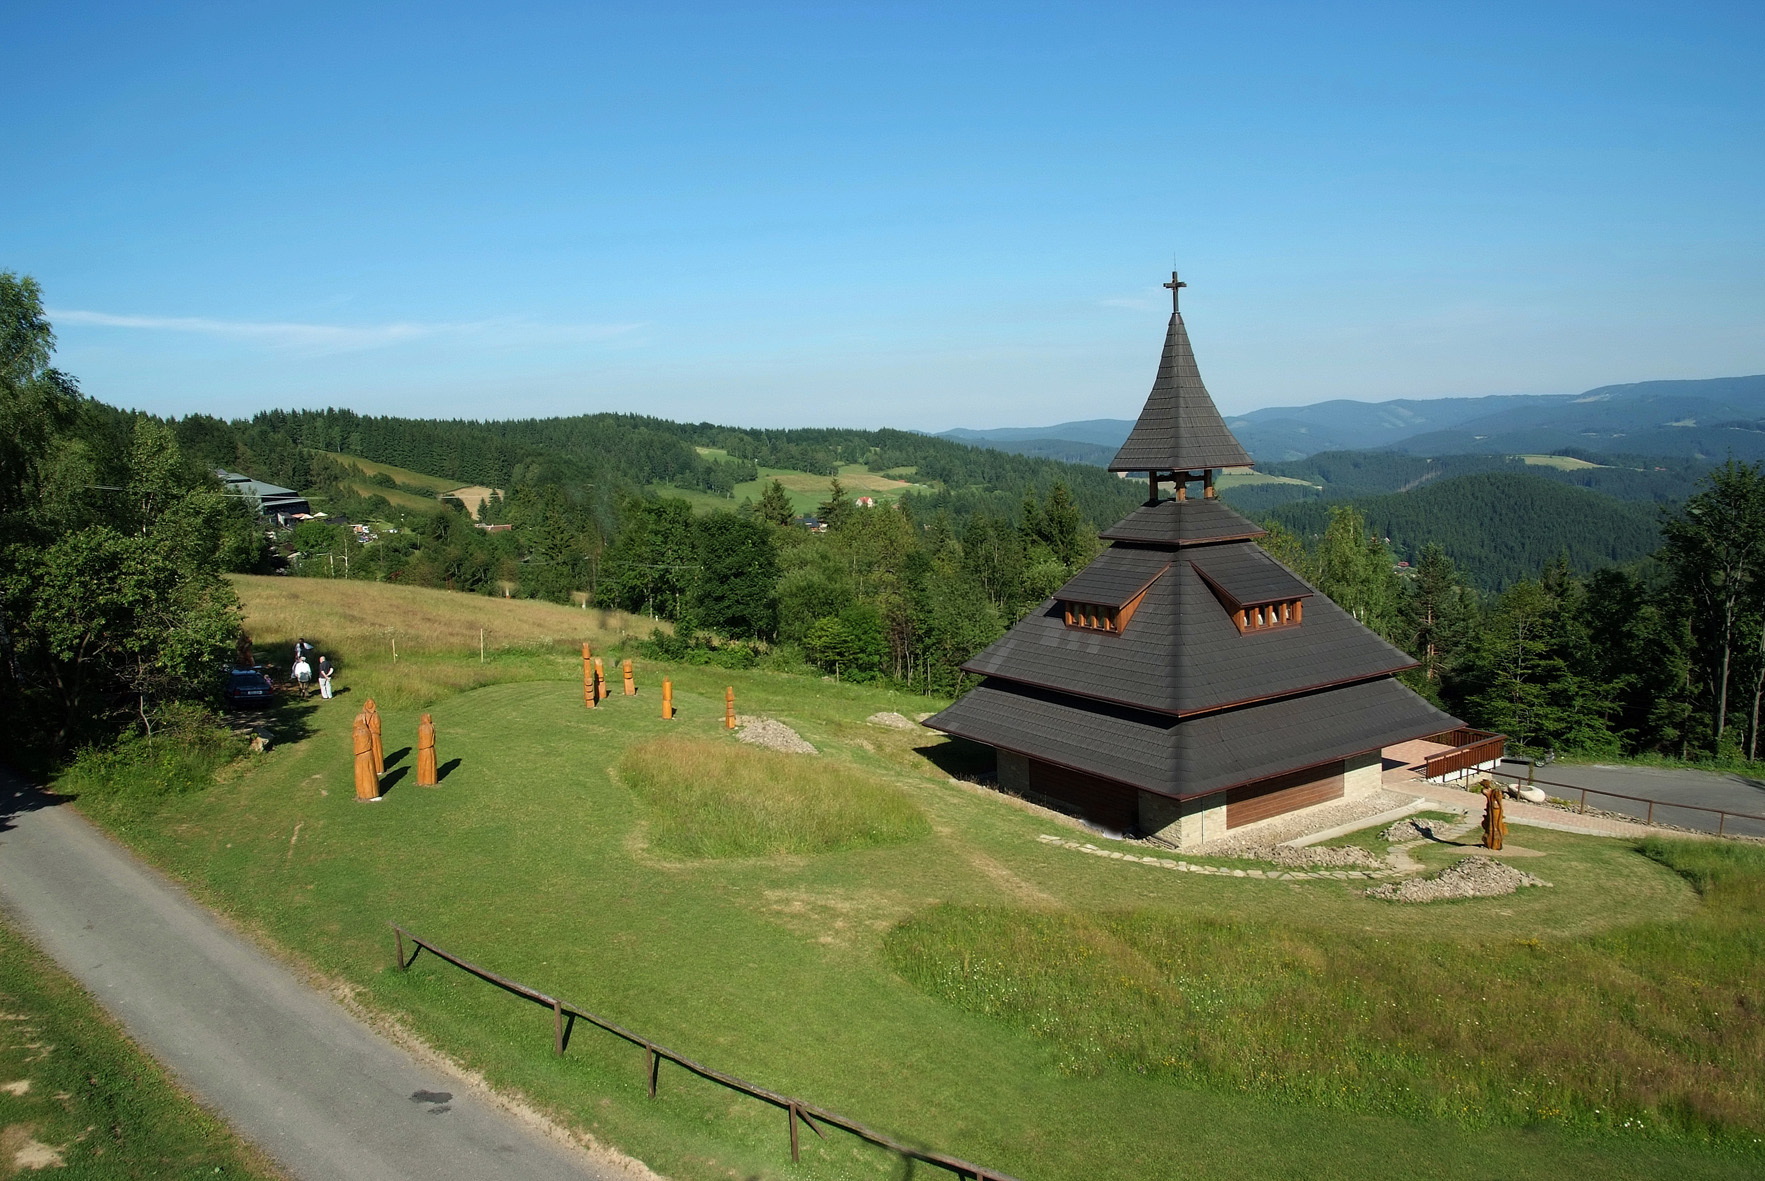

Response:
(1485, 770), (1765, 837)
(389, 924), (1021, 1181)
(1422, 729), (1506, 781)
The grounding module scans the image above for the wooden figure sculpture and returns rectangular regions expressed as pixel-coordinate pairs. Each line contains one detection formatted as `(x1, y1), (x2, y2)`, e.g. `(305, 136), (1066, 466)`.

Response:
(1482, 783), (1507, 851)
(416, 713), (438, 786)
(594, 658), (607, 702)
(623, 659), (635, 696)
(365, 698), (385, 775)
(353, 713), (378, 800)
(583, 643), (594, 708)
(725, 686), (735, 729)
(662, 679), (674, 719)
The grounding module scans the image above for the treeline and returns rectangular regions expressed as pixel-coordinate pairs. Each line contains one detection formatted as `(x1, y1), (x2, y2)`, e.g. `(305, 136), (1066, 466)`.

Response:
(1273, 465), (1765, 762)
(0, 274), (261, 765)
(1253, 471), (1662, 590)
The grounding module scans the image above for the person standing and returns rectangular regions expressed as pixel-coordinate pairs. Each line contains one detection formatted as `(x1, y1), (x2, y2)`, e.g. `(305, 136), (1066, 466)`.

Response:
(317, 655), (335, 700)
(292, 654), (312, 699)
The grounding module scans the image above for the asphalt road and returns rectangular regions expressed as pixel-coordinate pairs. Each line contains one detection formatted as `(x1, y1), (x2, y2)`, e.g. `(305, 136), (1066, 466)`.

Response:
(1495, 758), (1765, 838)
(0, 778), (635, 1181)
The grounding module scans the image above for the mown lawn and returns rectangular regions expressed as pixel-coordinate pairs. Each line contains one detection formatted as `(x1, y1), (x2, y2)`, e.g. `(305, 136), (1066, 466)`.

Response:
(0, 915), (282, 1179)
(66, 580), (1765, 1180)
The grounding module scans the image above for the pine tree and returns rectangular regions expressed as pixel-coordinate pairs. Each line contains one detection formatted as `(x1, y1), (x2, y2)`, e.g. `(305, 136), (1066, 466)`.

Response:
(817, 478), (852, 530)
(755, 478), (794, 526)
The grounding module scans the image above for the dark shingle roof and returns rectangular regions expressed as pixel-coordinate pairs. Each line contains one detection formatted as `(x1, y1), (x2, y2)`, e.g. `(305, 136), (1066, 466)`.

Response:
(1190, 555), (1312, 609)
(1098, 496), (1266, 546)
(926, 675), (1456, 799)
(1054, 548), (1169, 607)
(962, 538), (1415, 715)
(1108, 312), (1254, 474)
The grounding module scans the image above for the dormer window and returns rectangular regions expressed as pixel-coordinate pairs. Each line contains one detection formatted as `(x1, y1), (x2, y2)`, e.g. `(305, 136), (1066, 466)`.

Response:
(1191, 559), (1313, 636)
(1063, 602), (1124, 633)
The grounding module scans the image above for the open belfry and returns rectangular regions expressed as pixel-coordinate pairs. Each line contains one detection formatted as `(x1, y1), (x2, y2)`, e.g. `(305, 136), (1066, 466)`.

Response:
(926, 273), (1458, 847)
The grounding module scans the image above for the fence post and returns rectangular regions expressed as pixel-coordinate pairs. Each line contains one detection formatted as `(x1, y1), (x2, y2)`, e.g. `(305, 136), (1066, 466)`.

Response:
(1719, 812), (1727, 837)
(395, 928), (406, 970)
(1646, 800), (1654, 825)
(1580, 787), (1587, 814)
(554, 1000), (564, 1056)
(789, 1102), (800, 1162)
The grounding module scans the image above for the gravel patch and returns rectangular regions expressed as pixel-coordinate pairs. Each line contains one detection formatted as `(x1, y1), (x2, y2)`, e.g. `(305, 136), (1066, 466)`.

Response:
(733, 716), (817, 755)
(1226, 843), (1385, 870)
(865, 711), (917, 731)
(1194, 789), (1419, 854)
(1381, 816), (1453, 843)
(1365, 856), (1551, 903)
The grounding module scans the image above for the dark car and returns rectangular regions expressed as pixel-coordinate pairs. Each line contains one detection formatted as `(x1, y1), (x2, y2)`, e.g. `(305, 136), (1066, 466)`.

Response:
(223, 668), (276, 709)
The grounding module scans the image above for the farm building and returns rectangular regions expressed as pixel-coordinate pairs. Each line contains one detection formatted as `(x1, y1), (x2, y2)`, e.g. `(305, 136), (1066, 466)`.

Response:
(925, 276), (1464, 847)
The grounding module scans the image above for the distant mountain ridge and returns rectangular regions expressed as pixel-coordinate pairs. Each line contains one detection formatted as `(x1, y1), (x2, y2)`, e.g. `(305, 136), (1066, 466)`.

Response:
(936, 374), (1765, 464)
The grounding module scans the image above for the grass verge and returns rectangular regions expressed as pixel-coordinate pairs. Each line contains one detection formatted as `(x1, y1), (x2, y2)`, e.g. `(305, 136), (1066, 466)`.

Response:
(884, 838), (1765, 1143)
(0, 915), (281, 1178)
(620, 737), (929, 858)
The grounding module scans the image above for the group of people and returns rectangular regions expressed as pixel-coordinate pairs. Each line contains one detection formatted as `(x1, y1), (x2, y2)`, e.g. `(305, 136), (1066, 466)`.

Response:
(290, 638), (337, 700)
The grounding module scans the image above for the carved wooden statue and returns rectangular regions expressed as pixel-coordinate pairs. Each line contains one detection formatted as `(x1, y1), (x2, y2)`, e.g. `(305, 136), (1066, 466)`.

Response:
(417, 713), (438, 786)
(353, 714), (378, 800)
(583, 643), (594, 708)
(725, 686), (735, 729)
(662, 679), (674, 719)
(623, 658), (635, 696)
(1482, 783), (1507, 851)
(594, 658), (607, 702)
(364, 698), (385, 775)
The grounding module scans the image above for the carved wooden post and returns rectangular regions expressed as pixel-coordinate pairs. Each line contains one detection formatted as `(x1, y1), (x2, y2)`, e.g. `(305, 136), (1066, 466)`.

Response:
(353, 714), (378, 800)
(416, 713), (438, 786)
(593, 658), (607, 702)
(725, 686), (735, 730)
(364, 698), (384, 775)
(662, 680), (673, 719)
(623, 659), (635, 696)
(583, 643), (594, 708)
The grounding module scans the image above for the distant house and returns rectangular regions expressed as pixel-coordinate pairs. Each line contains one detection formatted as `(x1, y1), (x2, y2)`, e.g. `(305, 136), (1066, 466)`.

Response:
(855, 496), (876, 508)
(474, 523), (514, 533)
(217, 470), (309, 520)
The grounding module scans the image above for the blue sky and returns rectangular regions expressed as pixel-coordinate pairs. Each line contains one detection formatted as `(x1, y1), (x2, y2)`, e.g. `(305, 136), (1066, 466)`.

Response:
(5, 2), (1762, 428)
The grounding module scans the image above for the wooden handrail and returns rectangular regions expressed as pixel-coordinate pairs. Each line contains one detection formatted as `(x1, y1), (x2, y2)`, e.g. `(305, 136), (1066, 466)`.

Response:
(389, 924), (1020, 1180)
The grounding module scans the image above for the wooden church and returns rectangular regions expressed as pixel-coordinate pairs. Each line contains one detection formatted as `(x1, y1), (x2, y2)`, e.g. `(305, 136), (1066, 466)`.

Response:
(926, 275), (1458, 847)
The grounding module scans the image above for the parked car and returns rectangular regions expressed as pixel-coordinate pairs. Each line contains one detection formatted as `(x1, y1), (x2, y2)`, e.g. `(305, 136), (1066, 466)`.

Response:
(223, 668), (277, 709)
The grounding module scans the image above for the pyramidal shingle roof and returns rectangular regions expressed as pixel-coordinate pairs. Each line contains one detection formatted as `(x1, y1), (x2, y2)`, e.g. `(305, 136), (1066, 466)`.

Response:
(1107, 306), (1253, 473)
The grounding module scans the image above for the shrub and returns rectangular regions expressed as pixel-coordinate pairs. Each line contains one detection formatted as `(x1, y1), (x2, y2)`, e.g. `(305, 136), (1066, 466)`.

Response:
(619, 737), (928, 858)
(57, 707), (248, 819)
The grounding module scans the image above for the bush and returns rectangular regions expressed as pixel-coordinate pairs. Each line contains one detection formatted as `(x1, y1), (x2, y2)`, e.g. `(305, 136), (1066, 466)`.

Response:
(619, 737), (928, 858)
(56, 707), (247, 819)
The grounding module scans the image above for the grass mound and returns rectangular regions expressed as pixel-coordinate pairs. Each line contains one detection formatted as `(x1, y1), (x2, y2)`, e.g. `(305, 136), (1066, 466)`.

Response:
(885, 839), (1765, 1144)
(620, 737), (928, 858)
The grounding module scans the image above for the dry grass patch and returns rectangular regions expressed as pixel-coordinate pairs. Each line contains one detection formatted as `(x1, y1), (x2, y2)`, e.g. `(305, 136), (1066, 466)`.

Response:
(619, 737), (929, 858)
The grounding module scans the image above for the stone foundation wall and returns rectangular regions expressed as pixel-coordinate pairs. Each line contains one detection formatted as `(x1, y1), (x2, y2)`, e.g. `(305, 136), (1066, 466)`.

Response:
(1343, 750), (1383, 798)
(1137, 789), (1228, 848)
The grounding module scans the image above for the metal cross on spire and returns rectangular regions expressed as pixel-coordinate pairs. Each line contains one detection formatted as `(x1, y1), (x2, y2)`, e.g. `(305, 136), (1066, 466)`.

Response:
(1163, 270), (1187, 312)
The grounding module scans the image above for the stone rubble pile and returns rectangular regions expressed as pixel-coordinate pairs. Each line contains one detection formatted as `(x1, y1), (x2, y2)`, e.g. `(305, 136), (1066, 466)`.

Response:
(864, 711), (917, 731)
(1365, 855), (1551, 903)
(733, 716), (818, 755)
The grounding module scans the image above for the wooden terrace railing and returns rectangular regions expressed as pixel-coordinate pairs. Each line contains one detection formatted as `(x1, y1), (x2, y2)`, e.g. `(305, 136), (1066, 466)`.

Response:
(389, 924), (1021, 1181)
(1422, 729), (1507, 781)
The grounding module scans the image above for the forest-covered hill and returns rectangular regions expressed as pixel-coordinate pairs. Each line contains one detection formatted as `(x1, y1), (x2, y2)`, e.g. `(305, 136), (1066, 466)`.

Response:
(1252, 471), (1662, 589)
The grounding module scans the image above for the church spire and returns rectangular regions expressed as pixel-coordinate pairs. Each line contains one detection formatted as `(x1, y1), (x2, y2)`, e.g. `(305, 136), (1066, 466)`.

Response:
(1107, 272), (1253, 480)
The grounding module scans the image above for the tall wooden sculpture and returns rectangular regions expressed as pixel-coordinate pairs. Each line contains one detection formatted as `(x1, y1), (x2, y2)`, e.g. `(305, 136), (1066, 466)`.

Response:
(416, 713), (439, 786)
(353, 714), (378, 800)
(623, 659), (636, 696)
(594, 658), (607, 702)
(583, 643), (595, 708)
(662, 679), (674, 719)
(364, 698), (385, 775)
(725, 686), (735, 729)
(1482, 783), (1507, 851)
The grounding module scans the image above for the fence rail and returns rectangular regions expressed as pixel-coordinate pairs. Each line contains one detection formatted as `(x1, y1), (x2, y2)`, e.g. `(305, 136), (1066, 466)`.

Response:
(1422, 728), (1506, 781)
(389, 924), (1021, 1181)
(1480, 769), (1765, 837)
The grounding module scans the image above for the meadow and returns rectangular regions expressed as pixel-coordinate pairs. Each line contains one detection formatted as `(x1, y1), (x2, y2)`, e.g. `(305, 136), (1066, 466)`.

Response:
(60, 578), (1765, 1180)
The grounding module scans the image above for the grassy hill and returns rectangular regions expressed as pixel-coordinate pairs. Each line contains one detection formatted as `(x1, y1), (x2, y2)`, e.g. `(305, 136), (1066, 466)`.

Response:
(53, 577), (1765, 1181)
(1260, 471), (1663, 589)
(656, 452), (936, 517)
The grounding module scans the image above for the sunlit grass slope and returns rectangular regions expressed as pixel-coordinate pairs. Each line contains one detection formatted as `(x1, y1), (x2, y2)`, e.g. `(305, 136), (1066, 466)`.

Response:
(62, 575), (1765, 1181)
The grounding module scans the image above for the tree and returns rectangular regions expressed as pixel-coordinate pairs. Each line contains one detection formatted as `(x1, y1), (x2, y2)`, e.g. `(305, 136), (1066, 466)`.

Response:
(755, 479), (794, 526)
(1313, 506), (1403, 641)
(1659, 461), (1765, 747)
(817, 478), (853, 530)
(0, 272), (83, 542)
(1404, 543), (1477, 695)
(691, 511), (777, 638)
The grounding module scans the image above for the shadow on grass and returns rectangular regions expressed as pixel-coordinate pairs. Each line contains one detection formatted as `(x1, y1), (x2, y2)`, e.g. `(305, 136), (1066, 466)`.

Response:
(384, 746), (411, 769)
(436, 758), (461, 782)
(379, 766), (409, 796)
(914, 737), (994, 783)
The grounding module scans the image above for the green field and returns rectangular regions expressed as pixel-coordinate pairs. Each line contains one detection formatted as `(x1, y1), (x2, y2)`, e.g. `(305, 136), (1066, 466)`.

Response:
(0, 915), (282, 1178)
(661, 455), (936, 517)
(60, 580), (1765, 1181)
(1214, 469), (1320, 491)
(1516, 454), (1606, 471)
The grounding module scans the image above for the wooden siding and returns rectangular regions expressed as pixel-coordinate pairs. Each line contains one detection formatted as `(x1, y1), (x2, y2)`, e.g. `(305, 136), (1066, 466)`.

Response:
(1026, 759), (1139, 833)
(1225, 760), (1344, 828)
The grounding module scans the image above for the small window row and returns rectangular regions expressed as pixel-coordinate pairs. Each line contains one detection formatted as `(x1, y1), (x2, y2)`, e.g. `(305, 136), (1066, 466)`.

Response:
(1233, 599), (1302, 634)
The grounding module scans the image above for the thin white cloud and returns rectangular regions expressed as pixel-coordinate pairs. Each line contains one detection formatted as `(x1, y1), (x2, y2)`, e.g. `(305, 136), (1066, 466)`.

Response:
(48, 308), (645, 353)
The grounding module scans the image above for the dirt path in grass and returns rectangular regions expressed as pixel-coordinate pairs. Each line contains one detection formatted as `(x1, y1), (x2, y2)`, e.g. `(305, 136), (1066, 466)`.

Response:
(0, 776), (650, 1181)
